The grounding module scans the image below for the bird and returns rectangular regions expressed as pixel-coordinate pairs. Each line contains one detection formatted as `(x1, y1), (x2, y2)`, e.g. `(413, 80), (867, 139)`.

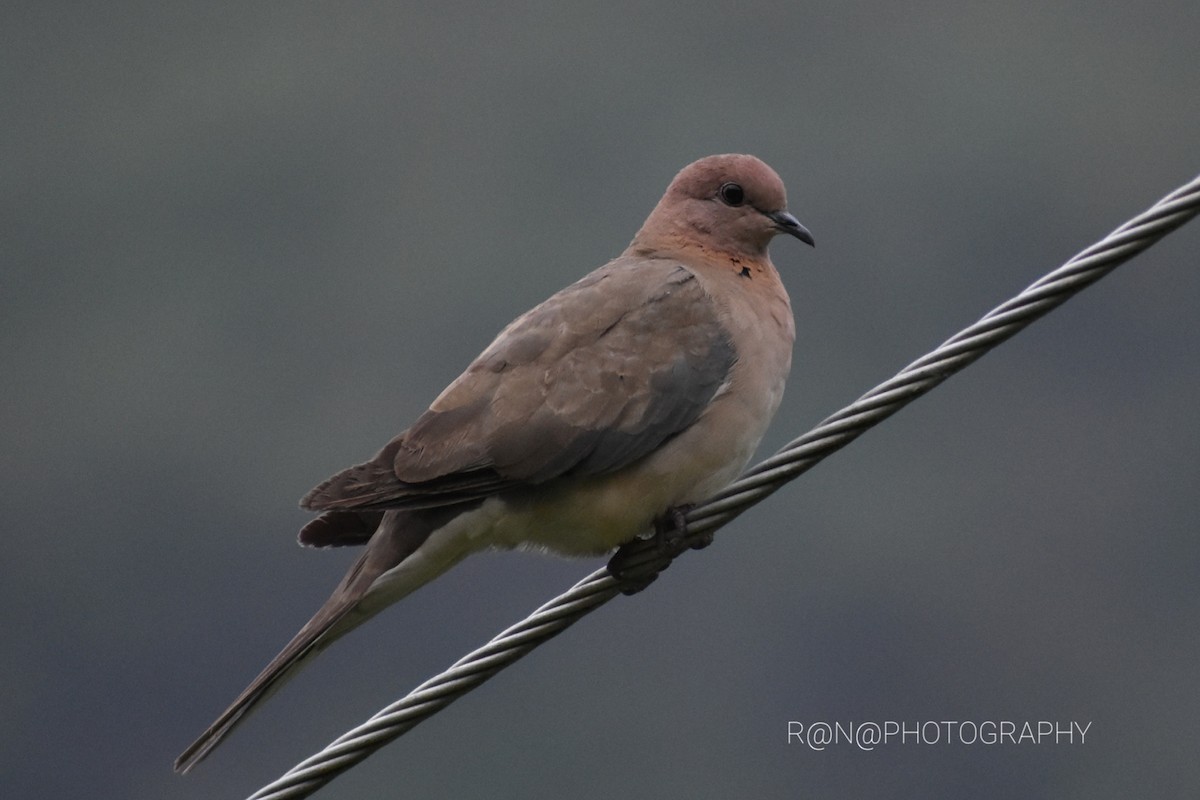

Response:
(175, 153), (813, 773)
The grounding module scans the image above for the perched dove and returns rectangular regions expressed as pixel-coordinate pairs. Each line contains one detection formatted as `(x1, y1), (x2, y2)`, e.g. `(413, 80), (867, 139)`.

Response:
(176, 153), (813, 773)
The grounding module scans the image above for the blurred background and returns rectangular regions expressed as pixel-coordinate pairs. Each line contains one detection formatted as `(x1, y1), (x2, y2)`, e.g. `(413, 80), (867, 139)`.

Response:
(3, 2), (1198, 798)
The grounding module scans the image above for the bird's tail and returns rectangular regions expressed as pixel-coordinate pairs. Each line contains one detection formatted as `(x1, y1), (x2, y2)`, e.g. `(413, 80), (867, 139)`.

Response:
(173, 556), (371, 773)
(175, 507), (473, 773)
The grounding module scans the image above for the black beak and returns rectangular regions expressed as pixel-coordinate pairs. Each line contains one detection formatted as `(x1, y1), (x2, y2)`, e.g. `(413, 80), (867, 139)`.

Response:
(767, 210), (815, 247)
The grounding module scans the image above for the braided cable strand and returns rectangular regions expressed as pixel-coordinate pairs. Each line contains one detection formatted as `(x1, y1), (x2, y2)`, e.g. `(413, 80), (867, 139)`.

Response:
(246, 173), (1200, 800)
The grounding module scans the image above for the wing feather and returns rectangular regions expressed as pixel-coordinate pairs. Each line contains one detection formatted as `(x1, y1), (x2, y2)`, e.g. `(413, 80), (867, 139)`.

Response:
(302, 257), (735, 512)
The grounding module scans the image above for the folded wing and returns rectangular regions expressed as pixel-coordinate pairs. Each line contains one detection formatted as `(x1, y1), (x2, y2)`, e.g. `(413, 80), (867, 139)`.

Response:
(302, 258), (736, 513)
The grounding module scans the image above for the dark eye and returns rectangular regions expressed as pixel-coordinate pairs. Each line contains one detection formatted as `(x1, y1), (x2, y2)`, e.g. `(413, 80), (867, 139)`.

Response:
(718, 182), (745, 206)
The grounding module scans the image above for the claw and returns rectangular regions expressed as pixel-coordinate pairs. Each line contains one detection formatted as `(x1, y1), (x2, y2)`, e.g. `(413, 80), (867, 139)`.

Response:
(654, 505), (692, 553)
(607, 504), (699, 594)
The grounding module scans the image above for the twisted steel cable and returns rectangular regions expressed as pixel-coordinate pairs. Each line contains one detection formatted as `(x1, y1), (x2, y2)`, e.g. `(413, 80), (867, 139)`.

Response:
(246, 173), (1200, 800)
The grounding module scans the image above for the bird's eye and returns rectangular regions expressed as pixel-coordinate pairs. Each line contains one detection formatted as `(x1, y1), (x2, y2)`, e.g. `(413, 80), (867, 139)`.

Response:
(718, 182), (745, 207)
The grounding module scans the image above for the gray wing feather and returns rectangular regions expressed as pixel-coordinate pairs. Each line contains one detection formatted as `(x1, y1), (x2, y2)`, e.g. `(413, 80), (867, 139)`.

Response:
(302, 258), (735, 512)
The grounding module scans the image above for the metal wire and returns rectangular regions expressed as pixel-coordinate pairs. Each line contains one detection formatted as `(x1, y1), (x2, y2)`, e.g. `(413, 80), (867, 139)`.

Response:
(245, 173), (1200, 800)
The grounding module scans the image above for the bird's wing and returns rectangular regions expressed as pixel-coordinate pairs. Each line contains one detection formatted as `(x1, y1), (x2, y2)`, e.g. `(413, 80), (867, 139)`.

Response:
(302, 258), (736, 513)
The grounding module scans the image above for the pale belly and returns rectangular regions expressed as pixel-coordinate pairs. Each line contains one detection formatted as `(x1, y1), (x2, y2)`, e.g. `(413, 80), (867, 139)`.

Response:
(487, 380), (780, 556)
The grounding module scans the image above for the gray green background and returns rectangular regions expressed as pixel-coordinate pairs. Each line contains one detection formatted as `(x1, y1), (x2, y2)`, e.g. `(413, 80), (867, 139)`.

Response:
(3, 2), (1198, 798)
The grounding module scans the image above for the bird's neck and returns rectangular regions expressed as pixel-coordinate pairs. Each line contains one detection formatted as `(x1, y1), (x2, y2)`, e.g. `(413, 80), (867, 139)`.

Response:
(626, 232), (774, 278)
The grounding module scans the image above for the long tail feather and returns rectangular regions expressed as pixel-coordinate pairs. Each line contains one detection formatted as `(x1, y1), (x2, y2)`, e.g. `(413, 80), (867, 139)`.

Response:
(175, 507), (472, 773)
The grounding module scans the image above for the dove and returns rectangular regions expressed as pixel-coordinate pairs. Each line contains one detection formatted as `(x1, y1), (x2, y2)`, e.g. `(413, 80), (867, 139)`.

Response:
(176, 153), (813, 772)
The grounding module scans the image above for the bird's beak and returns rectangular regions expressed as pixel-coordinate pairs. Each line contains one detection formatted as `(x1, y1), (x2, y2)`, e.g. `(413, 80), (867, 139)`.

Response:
(766, 210), (815, 247)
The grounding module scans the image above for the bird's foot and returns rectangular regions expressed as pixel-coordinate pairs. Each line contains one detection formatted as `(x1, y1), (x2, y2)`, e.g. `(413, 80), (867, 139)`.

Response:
(654, 504), (713, 553)
(607, 504), (708, 595)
